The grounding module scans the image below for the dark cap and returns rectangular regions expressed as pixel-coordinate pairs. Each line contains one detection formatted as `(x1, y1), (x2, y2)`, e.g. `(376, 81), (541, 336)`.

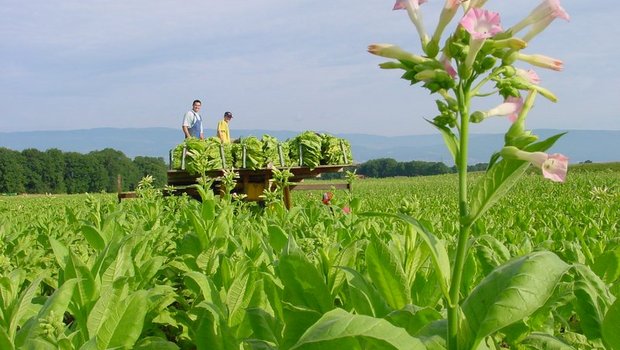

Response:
(224, 111), (233, 118)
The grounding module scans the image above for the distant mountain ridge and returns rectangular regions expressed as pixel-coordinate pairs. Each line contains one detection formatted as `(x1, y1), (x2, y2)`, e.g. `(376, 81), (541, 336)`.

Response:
(1, 128), (619, 164)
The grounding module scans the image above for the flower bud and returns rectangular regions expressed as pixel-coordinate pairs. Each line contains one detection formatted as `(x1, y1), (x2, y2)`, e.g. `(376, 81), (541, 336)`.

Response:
(470, 111), (486, 123)
(425, 39), (440, 58)
(379, 62), (407, 69)
(368, 44), (428, 64)
(489, 38), (528, 50)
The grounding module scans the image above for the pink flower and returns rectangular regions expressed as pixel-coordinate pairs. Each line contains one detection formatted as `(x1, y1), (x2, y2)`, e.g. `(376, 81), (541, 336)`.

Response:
(460, 8), (502, 40)
(342, 206), (352, 214)
(517, 53), (563, 71)
(485, 96), (524, 122)
(511, 0), (570, 42)
(516, 68), (541, 84)
(441, 54), (457, 78)
(502, 146), (569, 182)
(393, 0), (427, 11)
(459, 8), (502, 73)
(393, 0), (430, 49)
(526, 152), (569, 182)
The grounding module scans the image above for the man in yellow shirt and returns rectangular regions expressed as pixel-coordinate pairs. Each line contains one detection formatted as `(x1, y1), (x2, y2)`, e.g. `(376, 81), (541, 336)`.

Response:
(217, 111), (233, 143)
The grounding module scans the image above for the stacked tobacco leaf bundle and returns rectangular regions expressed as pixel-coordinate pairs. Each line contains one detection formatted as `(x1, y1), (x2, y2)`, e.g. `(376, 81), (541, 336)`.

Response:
(171, 132), (353, 173)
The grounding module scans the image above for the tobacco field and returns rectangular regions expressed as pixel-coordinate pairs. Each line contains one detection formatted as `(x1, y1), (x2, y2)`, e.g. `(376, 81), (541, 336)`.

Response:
(0, 171), (619, 349)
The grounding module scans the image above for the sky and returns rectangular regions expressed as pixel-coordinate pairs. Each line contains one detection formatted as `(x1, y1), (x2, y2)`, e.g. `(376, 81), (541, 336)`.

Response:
(1, 0), (618, 137)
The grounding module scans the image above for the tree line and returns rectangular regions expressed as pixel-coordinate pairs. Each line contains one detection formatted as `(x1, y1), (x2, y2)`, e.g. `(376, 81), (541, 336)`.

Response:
(355, 158), (487, 178)
(0, 147), (167, 194)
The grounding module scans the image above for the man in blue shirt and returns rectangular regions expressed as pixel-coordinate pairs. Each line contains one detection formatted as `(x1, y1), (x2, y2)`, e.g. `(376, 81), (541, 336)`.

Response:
(182, 100), (204, 139)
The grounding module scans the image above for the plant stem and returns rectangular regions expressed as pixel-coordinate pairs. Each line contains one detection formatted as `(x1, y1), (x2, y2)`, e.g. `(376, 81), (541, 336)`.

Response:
(447, 81), (473, 350)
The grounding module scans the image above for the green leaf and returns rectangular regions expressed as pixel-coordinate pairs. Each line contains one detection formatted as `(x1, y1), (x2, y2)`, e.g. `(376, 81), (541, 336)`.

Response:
(338, 266), (391, 318)
(226, 270), (256, 328)
(365, 235), (411, 310)
(361, 212), (451, 302)
(278, 238), (332, 313)
(468, 158), (530, 226)
(427, 119), (459, 166)
(385, 305), (443, 337)
(592, 247), (620, 284)
(291, 308), (426, 350)
(8, 276), (42, 340)
(134, 336), (180, 350)
(15, 279), (77, 347)
(267, 225), (288, 254)
(461, 251), (569, 349)
(246, 307), (282, 345)
(189, 210), (209, 251)
(0, 326), (14, 350)
(520, 333), (575, 350)
(603, 298), (620, 350)
(137, 256), (165, 289)
(192, 303), (238, 350)
(573, 263), (615, 340)
(184, 272), (223, 308)
(48, 237), (69, 270)
(65, 252), (98, 308)
(87, 285), (124, 339)
(95, 290), (148, 350)
(81, 224), (106, 251)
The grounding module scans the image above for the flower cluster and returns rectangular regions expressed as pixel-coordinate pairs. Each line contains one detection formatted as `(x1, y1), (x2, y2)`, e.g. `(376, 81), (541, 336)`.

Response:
(369, 0), (570, 181)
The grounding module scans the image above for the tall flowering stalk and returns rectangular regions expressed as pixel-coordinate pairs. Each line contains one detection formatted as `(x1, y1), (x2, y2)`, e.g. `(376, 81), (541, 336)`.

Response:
(369, 1), (569, 349)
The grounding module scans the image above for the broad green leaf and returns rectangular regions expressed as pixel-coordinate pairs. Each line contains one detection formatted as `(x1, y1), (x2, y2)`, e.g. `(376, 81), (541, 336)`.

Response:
(95, 290), (148, 350)
(267, 225), (288, 254)
(48, 237), (69, 270)
(427, 119), (459, 166)
(0, 326), (14, 350)
(21, 337), (57, 350)
(65, 252), (98, 308)
(134, 336), (180, 350)
(281, 303), (323, 350)
(226, 270), (256, 328)
(87, 285), (125, 339)
(520, 333), (575, 350)
(468, 133), (565, 226)
(603, 298), (620, 350)
(573, 263), (615, 340)
(339, 266), (391, 318)
(246, 307), (282, 345)
(192, 302), (238, 350)
(15, 279), (77, 347)
(278, 238), (332, 313)
(184, 272), (223, 307)
(81, 224), (106, 251)
(136, 256), (165, 289)
(592, 247), (620, 284)
(189, 210), (209, 251)
(385, 305), (443, 337)
(416, 319), (447, 350)
(461, 251), (569, 349)
(9, 276), (43, 340)
(291, 308), (426, 350)
(366, 235), (411, 310)
(362, 212), (451, 301)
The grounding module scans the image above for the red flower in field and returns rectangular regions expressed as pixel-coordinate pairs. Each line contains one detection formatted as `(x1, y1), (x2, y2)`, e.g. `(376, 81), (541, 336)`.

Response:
(322, 192), (334, 205)
(342, 206), (351, 214)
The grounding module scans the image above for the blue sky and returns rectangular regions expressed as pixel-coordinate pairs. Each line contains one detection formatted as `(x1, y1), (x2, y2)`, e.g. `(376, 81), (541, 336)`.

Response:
(0, 0), (617, 136)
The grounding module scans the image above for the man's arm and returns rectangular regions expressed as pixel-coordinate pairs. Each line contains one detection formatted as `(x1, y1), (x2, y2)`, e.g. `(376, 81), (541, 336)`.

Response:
(182, 125), (191, 138)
